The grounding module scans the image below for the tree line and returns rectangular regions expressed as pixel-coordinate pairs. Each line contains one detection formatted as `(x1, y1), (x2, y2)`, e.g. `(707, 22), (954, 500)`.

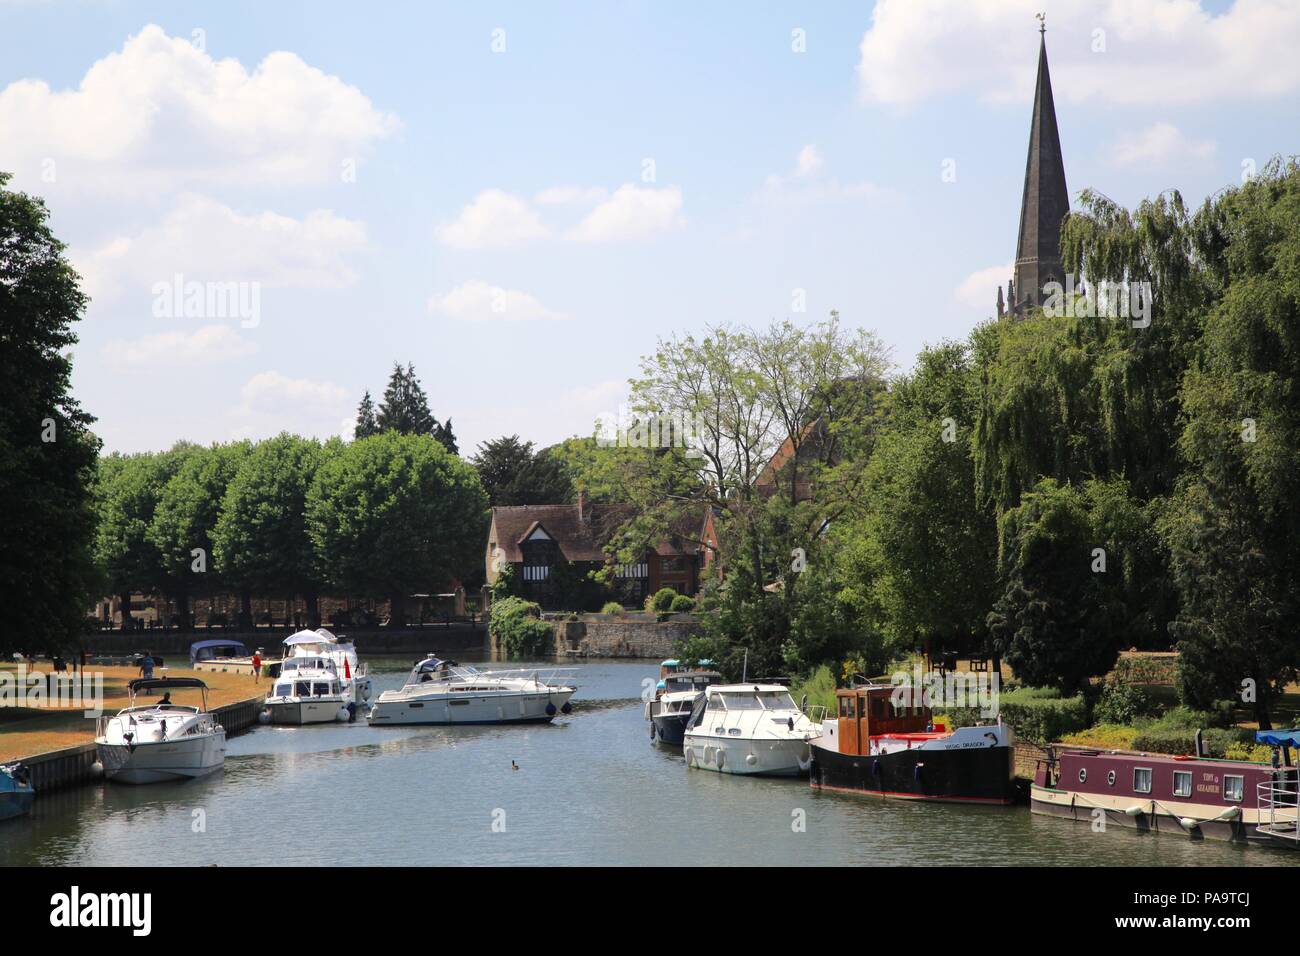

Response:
(563, 160), (1300, 728)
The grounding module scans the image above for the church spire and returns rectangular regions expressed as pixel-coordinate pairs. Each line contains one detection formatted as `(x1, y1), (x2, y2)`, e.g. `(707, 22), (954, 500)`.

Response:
(1003, 18), (1069, 318)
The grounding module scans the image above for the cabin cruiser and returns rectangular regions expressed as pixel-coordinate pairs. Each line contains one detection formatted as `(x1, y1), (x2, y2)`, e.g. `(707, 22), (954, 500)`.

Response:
(0, 763), (34, 821)
(683, 683), (820, 776)
(94, 678), (226, 784)
(262, 629), (372, 724)
(368, 655), (576, 726)
(646, 668), (722, 746)
(809, 681), (1016, 804)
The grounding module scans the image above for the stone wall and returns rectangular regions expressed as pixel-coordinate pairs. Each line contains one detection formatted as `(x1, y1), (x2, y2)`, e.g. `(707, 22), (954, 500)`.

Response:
(550, 616), (702, 659)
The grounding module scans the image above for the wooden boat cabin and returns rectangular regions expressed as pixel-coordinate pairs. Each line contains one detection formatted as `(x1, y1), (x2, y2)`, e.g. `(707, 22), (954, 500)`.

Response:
(834, 684), (943, 758)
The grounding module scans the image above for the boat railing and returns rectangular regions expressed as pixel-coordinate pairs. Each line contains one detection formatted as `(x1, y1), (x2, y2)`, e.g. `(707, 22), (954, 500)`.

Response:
(805, 704), (830, 724)
(1256, 773), (1300, 839)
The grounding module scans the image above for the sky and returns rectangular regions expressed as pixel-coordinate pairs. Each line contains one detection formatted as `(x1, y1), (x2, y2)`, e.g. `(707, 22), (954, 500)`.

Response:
(1, 0), (1296, 456)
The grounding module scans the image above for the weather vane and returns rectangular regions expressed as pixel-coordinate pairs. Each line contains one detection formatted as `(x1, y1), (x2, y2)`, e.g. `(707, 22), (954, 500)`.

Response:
(1036, 12), (1046, 35)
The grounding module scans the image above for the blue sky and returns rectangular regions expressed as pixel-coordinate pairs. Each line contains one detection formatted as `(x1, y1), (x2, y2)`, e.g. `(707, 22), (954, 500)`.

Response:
(1, 0), (1295, 455)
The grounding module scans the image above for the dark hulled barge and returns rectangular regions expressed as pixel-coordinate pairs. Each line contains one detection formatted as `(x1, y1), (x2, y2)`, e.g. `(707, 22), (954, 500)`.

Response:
(1030, 729), (1300, 849)
(809, 683), (1016, 805)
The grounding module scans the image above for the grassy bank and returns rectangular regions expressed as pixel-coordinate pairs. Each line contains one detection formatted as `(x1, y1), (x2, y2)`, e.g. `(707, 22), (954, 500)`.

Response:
(0, 663), (265, 762)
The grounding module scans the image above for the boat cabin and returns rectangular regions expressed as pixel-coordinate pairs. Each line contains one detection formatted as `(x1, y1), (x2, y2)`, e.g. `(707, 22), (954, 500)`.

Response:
(189, 639), (250, 666)
(271, 678), (343, 700)
(834, 684), (939, 758)
(662, 670), (722, 696)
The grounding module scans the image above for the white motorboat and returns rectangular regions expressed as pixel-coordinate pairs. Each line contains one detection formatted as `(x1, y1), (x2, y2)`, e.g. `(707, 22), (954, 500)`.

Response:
(683, 683), (820, 776)
(95, 678), (226, 784)
(263, 628), (373, 725)
(368, 655), (576, 726)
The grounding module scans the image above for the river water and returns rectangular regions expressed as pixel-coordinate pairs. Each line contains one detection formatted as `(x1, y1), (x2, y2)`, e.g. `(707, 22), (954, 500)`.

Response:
(2, 659), (1296, 867)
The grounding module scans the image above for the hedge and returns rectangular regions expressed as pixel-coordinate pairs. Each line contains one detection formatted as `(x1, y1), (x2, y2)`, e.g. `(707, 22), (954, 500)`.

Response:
(998, 688), (1089, 744)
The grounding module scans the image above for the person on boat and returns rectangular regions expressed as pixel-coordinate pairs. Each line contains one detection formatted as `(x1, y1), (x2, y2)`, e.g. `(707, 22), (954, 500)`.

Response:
(158, 692), (173, 708)
(251, 650), (263, 683)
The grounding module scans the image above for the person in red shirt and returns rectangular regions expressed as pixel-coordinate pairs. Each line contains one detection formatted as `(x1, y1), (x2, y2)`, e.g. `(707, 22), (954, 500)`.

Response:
(251, 650), (263, 683)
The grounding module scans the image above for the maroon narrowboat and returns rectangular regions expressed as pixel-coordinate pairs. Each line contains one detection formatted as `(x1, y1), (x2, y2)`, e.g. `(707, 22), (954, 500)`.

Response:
(1031, 734), (1300, 849)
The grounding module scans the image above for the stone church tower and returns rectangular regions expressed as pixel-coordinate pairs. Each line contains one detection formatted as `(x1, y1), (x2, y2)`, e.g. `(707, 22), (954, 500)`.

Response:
(998, 22), (1070, 319)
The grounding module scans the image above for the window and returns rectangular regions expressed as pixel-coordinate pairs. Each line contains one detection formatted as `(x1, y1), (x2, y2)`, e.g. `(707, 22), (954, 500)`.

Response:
(295, 681), (311, 696)
(313, 683), (330, 697)
(758, 692), (796, 711)
(1107, 770), (1116, 786)
(1224, 775), (1244, 803)
(617, 562), (649, 579)
(1134, 768), (1152, 794)
(522, 564), (549, 582)
(1078, 768), (1088, 783)
(839, 697), (856, 718)
(1173, 771), (1192, 798)
(274, 684), (292, 697)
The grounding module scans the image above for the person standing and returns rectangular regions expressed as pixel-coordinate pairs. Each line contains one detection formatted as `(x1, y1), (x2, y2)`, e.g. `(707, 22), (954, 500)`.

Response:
(251, 649), (263, 683)
(138, 652), (154, 680)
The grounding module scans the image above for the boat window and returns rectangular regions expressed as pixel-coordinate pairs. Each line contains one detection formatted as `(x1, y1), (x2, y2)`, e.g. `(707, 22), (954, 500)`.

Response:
(1078, 768), (1087, 783)
(721, 694), (764, 711)
(295, 682), (311, 696)
(758, 692), (795, 711)
(1134, 768), (1152, 794)
(839, 697), (855, 718)
(313, 683), (330, 697)
(1173, 771), (1192, 798)
(705, 695), (726, 712)
(1107, 770), (1116, 786)
(1223, 775), (1244, 803)
(274, 684), (292, 697)
(283, 661), (298, 672)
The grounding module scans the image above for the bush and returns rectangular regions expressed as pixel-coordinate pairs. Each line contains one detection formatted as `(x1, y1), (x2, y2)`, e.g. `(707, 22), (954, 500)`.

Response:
(600, 601), (625, 616)
(788, 665), (837, 716)
(669, 595), (695, 613)
(1093, 681), (1164, 725)
(648, 588), (679, 613)
(998, 688), (1089, 744)
(489, 596), (554, 659)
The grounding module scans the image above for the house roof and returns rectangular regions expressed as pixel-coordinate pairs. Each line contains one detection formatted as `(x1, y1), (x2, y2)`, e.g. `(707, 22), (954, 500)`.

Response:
(488, 502), (705, 564)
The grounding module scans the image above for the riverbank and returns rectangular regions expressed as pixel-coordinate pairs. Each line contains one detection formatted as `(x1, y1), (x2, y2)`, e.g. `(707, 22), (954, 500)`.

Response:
(78, 623), (488, 659)
(0, 663), (266, 764)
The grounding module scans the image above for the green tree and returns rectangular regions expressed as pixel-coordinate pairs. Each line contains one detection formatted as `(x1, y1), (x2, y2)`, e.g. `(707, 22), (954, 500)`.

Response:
(95, 446), (195, 629)
(0, 173), (101, 654)
(855, 340), (999, 659)
(354, 390), (378, 439)
(472, 435), (574, 505)
(211, 434), (325, 629)
(375, 362), (457, 453)
(306, 431), (488, 625)
(148, 441), (251, 629)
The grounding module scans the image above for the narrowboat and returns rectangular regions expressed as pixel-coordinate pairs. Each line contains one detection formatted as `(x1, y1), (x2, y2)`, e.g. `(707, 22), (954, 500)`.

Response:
(1030, 729), (1300, 849)
(808, 682), (1016, 805)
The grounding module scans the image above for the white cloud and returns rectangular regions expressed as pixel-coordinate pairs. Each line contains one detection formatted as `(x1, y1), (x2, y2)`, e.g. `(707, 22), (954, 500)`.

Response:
(534, 185), (609, 205)
(1108, 122), (1216, 167)
(73, 194), (368, 303)
(436, 189), (551, 249)
(0, 23), (399, 193)
(955, 263), (1013, 312)
(795, 144), (824, 178)
(567, 184), (684, 242)
(103, 324), (258, 369)
(857, 0), (1300, 107)
(758, 146), (884, 207)
(427, 279), (568, 322)
(232, 371), (352, 440)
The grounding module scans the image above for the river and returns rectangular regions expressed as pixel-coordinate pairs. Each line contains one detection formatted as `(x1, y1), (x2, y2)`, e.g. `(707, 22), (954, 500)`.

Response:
(2, 659), (1296, 866)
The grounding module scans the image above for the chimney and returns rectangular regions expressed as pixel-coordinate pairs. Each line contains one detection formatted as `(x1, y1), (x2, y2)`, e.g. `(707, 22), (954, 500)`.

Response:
(577, 489), (587, 523)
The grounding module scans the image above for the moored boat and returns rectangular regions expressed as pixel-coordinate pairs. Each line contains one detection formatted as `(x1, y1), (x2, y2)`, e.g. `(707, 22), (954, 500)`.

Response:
(1030, 730), (1300, 848)
(646, 668), (722, 746)
(0, 763), (34, 821)
(262, 629), (372, 725)
(809, 682), (1016, 805)
(683, 683), (819, 776)
(94, 678), (227, 785)
(367, 655), (576, 726)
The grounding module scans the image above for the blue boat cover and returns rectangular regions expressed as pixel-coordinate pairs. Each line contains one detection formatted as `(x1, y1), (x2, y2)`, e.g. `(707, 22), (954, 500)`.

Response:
(416, 657), (446, 673)
(1255, 729), (1300, 746)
